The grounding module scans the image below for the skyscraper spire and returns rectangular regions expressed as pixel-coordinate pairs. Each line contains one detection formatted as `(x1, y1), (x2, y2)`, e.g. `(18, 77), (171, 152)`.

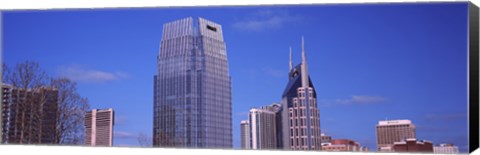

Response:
(289, 46), (293, 70)
(301, 36), (309, 88)
(300, 35), (312, 149)
(302, 36), (305, 63)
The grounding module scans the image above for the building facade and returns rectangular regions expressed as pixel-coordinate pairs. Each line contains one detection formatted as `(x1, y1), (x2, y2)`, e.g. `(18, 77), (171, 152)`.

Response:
(153, 17), (232, 148)
(85, 108), (114, 146)
(1, 84), (58, 144)
(392, 138), (433, 153)
(321, 133), (332, 144)
(281, 38), (322, 150)
(433, 143), (459, 154)
(321, 139), (368, 152)
(248, 103), (281, 149)
(376, 119), (416, 151)
(240, 120), (250, 149)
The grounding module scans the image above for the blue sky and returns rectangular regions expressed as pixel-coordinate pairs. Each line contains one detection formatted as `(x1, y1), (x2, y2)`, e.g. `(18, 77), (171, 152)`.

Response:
(2, 2), (470, 152)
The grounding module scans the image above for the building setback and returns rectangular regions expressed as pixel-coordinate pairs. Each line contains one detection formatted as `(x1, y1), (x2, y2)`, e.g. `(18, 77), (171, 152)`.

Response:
(240, 120), (250, 149)
(392, 138), (433, 153)
(85, 108), (114, 146)
(153, 17), (232, 148)
(281, 37), (322, 150)
(433, 143), (459, 154)
(376, 119), (416, 151)
(1, 84), (58, 144)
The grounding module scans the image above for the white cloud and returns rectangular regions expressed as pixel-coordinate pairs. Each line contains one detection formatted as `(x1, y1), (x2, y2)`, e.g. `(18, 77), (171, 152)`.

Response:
(320, 95), (387, 106)
(114, 131), (135, 139)
(336, 95), (387, 105)
(232, 9), (303, 31)
(57, 65), (130, 83)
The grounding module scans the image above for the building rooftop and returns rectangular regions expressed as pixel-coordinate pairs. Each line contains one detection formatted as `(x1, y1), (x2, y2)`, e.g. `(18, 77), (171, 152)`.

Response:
(436, 143), (456, 147)
(378, 119), (412, 126)
(393, 138), (432, 145)
(90, 108), (114, 112)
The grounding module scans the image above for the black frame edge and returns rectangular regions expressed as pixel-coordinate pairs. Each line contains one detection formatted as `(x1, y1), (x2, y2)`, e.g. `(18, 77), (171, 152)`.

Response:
(469, 1), (480, 153)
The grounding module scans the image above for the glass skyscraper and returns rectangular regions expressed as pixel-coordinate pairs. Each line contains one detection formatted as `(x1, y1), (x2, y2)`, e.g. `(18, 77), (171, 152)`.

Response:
(153, 17), (232, 148)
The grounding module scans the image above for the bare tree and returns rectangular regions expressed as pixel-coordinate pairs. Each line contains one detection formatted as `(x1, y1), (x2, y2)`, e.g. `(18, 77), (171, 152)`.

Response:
(6, 60), (49, 89)
(2, 61), (90, 145)
(2, 61), (50, 144)
(2, 64), (10, 82)
(137, 132), (152, 147)
(51, 78), (90, 145)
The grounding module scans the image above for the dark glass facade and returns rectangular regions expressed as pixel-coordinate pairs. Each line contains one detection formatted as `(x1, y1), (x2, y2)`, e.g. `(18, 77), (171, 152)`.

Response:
(153, 17), (232, 148)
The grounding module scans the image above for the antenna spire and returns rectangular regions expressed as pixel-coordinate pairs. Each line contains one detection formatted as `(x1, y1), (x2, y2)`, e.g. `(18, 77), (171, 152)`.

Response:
(302, 36), (306, 64)
(301, 36), (309, 88)
(289, 46), (293, 70)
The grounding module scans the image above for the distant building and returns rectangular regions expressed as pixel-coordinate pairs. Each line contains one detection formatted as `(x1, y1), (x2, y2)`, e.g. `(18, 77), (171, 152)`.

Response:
(433, 143), (459, 154)
(322, 139), (368, 152)
(249, 104), (279, 149)
(281, 37), (322, 150)
(378, 146), (394, 152)
(1, 84), (58, 144)
(321, 133), (332, 144)
(392, 138), (433, 153)
(85, 108), (114, 146)
(240, 120), (250, 149)
(376, 119), (416, 151)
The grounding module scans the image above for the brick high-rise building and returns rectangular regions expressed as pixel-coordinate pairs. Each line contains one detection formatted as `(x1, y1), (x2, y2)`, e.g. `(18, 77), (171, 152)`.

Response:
(85, 108), (114, 146)
(376, 119), (416, 151)
(1, 84), (58, 144)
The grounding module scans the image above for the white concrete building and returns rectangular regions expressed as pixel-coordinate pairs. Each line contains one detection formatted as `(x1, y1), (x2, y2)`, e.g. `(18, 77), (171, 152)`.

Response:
(85, 108), (114, 146)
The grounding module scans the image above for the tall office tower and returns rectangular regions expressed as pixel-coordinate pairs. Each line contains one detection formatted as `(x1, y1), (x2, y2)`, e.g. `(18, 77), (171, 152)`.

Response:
(153, 17), (232, 148)
(240, 120), (250, 149)
(281, 37), (322, 150)
(1, 84), (58, 144)
(248, 104), (280, 149)
(376, 119), (416, 151)
(85, 108), (114, 146)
